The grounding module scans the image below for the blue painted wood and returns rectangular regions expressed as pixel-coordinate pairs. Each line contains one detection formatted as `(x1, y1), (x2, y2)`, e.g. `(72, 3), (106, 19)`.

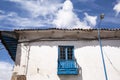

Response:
(58, 60), (79, 75)
(58, 46), (79, 75)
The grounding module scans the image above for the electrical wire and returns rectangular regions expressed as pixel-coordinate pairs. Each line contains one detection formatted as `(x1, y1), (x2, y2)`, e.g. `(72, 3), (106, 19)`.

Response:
(103, 50), (120, 75)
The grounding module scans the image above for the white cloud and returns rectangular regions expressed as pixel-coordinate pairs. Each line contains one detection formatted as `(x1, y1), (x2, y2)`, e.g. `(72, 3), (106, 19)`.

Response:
(0, 61), (13, 80)
(6, 12), (45, 27)
(0, 0), (97, 29)
(0, 0), (62, 28)
(0, 11), (51, 28)
(9, 0), (62, 18)
(84, 12), (97, 27)
(0, 10), (5, 14)
(113, 1), (120, 16)
(0, 10), (6, 20)
(53, 0), (97, 29)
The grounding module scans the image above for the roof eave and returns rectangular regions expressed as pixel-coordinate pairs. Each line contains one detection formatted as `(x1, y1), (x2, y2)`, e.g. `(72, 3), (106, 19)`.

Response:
(0, 31), (18, 61)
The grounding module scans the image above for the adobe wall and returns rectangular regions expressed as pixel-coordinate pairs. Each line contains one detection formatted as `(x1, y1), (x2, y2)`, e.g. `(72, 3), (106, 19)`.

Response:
(13, 40), (120, 80)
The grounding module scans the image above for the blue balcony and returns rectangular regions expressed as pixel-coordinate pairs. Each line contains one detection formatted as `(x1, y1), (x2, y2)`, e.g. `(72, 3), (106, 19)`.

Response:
(57, 60), (79, 75)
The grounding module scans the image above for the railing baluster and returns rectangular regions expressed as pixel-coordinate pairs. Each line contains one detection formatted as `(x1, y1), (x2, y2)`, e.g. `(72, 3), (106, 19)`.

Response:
(58, 59), (79, 74)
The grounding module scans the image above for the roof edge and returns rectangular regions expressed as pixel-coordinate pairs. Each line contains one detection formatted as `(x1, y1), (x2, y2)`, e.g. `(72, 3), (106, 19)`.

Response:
(14, 28), (120, 31)
(0, 31), (18, 61)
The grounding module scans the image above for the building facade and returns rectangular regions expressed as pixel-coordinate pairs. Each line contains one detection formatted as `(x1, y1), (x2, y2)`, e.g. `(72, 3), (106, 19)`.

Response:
(1, 29), (120, 80)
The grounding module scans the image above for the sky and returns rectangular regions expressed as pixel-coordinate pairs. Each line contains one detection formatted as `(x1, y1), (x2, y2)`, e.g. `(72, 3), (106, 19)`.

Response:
(0, 0), (120, 80)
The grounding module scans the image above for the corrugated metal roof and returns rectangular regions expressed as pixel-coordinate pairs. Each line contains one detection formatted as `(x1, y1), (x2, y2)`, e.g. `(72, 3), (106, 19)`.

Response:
(0, 31), (18, 61)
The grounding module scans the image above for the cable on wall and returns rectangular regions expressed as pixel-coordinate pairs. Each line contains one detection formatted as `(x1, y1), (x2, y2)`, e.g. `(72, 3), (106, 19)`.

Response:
(103, 50), (120, 75)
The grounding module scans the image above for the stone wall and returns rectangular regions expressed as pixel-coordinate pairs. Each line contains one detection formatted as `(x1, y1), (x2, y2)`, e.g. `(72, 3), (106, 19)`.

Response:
(11, 75), (26, 80)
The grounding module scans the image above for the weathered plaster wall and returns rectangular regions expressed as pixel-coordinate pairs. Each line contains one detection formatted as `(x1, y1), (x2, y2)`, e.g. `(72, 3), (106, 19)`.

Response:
(14, 40), (120, 80)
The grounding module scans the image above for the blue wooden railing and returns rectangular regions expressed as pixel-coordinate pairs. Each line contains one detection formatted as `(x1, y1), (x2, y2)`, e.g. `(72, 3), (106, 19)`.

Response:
(57, 59), (79, 75)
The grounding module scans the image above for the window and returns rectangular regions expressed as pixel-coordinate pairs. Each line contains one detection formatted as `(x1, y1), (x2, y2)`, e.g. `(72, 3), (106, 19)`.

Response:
(67, 47), (73, 60)
(59, 46), (73, 60)
(58, 46), (79, 75)
(59, 47), (66, 60)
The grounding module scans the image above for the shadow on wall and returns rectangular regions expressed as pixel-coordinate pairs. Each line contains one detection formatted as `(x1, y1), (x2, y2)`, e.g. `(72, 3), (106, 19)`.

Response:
(16, 40), (120, 66)
(29, 40), (120, 48)
(58, 66), (83, 80)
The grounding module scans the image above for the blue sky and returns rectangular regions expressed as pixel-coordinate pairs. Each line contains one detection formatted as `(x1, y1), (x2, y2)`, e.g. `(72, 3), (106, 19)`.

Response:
(0, 0), (120, 80)
(0, 0), (120, 30)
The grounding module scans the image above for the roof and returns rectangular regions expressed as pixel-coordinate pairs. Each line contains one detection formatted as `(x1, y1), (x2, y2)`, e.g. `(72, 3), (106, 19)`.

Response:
(0, 28), (120, 61)
(15, 28), (120, 31)
(15, 28), (120, 42)
(0, 31), (18, 61)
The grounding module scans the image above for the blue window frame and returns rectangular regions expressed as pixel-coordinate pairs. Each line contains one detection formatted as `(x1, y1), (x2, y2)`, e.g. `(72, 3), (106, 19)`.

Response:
(58, 46), (79, 75)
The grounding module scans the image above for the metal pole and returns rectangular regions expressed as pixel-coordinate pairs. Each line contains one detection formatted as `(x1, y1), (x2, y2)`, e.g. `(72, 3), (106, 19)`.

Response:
(98, 14), (108, 80)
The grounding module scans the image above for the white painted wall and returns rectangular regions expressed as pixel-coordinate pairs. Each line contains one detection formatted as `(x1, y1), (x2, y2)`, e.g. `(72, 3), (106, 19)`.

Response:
(14, 40), (120, 80)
